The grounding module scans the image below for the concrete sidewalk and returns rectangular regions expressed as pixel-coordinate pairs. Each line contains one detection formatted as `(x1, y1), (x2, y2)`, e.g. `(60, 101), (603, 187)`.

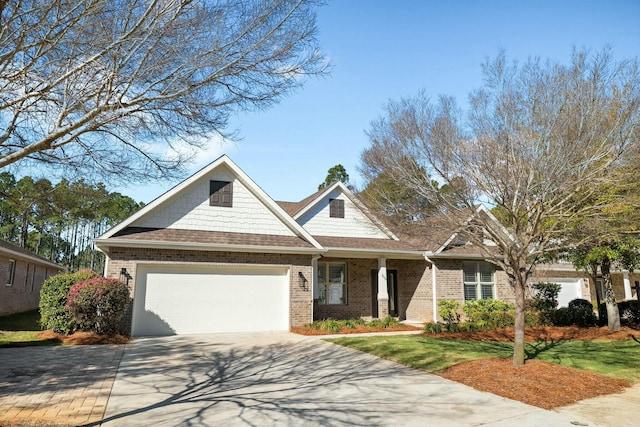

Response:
(558, 383), (640, 427)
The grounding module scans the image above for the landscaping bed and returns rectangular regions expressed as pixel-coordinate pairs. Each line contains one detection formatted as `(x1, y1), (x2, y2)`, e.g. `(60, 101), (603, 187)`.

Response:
(434, 325), (638, 408)
(36, 330), (130, 345)
(291, 323), (420, 335)
(442, 358), (630, 409)
(291, 317), (421, 335)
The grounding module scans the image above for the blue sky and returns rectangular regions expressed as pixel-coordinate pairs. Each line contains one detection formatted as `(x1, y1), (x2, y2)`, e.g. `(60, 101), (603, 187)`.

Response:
(121, 0), (640, 204)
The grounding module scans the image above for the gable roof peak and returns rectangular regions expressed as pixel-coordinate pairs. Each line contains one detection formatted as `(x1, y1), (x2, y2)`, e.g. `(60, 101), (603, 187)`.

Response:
(95, 154), (322, 250)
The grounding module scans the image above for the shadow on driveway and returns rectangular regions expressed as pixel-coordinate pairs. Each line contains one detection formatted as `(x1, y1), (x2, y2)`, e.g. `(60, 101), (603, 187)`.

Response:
(101, 333), (588, 427)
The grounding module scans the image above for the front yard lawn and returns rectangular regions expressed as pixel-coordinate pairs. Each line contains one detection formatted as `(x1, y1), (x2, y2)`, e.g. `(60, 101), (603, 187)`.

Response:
(328, 332), (640, 409)
(0, 310), (59, 347)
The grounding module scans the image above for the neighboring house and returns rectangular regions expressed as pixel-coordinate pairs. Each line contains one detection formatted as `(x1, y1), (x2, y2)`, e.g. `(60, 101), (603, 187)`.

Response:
(0, 240), (65, 316)
(94, 155), (590, 336)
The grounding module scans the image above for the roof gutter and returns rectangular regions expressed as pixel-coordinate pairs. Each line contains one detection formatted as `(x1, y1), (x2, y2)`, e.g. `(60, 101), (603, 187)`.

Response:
(93, 238), (327, 256)
(323, 247), (425, 260)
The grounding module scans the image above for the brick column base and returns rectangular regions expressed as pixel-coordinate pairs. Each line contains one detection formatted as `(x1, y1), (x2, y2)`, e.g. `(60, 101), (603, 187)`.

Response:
(377, 298), (389, 318)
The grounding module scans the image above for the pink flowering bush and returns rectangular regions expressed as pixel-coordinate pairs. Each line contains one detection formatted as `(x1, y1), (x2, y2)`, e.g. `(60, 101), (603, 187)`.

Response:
(66, 277), (130, 335)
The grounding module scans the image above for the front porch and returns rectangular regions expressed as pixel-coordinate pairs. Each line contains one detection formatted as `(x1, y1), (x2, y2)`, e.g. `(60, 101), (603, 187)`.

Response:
(311, 257), (433, 322)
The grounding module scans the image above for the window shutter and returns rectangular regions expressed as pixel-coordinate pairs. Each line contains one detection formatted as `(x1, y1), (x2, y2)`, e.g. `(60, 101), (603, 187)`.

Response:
(210, 181), (233, 207)
(329, 199), (344, 218)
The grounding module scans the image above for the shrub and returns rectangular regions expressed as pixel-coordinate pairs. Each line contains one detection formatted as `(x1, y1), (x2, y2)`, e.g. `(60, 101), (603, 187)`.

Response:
(462, 299), (514, 322)
(489, 310), (515, 328)
(568, 299), (593, 311)
(525, 310), (553, 327)
(367, 316), (401, 329)
(530, 282), (561, 311)
(66, 277), (131, 335)
(423, 322), (443, 334)
(551, 307), (597, 327)
(437, 299), (460, 324)
(39, 270), (99, 334)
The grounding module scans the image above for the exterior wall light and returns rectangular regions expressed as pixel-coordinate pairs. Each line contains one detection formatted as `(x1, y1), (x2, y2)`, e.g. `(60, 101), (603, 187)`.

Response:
(298, 271), (308, 291)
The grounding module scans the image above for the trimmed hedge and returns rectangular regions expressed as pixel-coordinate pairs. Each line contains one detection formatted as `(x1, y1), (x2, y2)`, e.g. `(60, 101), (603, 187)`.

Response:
(551, 307), (597, 327)
(39, 270), (99, 334)
(66, 277), (131, 335)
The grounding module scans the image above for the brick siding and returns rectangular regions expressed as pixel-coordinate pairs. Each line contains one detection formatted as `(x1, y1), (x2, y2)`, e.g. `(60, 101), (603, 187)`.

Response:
(0, 254), (58, 316)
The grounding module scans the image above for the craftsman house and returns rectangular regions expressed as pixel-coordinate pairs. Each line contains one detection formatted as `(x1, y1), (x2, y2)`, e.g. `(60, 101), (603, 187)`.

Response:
(94, 155), (590, 335)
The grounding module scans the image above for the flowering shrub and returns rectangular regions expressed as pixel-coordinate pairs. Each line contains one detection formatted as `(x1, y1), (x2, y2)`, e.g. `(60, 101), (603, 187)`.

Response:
(39, 270), (99, 333)
(66, 277), (130, 335)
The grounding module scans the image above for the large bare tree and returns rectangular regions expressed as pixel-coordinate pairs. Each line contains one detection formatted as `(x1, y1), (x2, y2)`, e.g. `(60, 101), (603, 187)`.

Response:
(361, 48), (640, 365)
(0, 0), (327, 181)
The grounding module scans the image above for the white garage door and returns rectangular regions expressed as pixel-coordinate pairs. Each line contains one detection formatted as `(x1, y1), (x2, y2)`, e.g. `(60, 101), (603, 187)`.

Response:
(132, 265), (290, 336)
(556, 279), (582, 308)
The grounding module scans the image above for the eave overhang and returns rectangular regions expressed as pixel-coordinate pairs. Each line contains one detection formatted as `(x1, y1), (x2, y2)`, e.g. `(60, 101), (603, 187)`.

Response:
(93, 238), (326, 255)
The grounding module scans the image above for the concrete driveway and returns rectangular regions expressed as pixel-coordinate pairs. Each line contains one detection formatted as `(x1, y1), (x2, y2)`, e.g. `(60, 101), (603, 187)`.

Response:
(102, 332), (597, 427)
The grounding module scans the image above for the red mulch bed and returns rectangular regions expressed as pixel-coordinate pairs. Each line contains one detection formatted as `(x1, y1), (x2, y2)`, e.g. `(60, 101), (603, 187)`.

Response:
(442, 358), (630, 409)
(290, 324), (421, 335)
(432, 326), (638, 409)
(36, 330), (130, 345)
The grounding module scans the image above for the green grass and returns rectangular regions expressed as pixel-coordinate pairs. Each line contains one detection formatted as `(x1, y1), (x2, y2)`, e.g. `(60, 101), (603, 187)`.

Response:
(0, 310), (60, 347)
(328, 335), (640, 383)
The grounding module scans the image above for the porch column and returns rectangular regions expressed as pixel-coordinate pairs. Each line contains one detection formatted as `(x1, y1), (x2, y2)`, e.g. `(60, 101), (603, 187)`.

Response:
(377, 258), (389, 318)
(623, 272), (632, 300)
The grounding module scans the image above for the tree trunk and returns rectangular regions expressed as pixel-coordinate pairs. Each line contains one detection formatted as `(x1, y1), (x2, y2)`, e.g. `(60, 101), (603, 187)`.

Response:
(601, 257), (621, 330)
(19, 212), (29, 248)
(512, 273), (527, 366)
(590, 263), (602, 322)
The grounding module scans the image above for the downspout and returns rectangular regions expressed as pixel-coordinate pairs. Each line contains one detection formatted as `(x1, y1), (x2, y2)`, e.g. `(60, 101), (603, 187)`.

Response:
(424, 252), (438, 323)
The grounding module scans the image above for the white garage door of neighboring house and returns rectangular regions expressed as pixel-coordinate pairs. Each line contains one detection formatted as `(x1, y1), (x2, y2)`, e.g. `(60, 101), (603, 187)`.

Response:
(555, 279), (582, 308)
(132, 265), (290, 336)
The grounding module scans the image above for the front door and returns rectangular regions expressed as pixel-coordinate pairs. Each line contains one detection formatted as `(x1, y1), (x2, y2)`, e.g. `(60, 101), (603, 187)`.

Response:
(371, 269), (399, 317)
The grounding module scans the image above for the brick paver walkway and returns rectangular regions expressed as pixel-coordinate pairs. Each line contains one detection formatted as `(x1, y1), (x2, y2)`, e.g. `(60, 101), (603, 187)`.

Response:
(0, 345), (124, 427)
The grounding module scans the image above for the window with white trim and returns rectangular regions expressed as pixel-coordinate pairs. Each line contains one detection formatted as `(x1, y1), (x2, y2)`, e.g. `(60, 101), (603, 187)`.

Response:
(6, 259), (15, 286)
(317, 262), (347, 305)
(463, 261), (495, 300)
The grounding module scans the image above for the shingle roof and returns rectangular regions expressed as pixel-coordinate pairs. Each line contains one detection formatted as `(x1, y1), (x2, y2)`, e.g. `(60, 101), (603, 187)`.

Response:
(0, 240), (63, 268)
(111, 227), (316, 249)
(313, 236), (422, 252)
(276, 188), (325, 217)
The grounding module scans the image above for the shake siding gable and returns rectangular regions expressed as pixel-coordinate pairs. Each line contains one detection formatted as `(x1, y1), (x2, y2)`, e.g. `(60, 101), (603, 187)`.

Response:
(131, 166), (296, 237)
(297, 191), (389, 239)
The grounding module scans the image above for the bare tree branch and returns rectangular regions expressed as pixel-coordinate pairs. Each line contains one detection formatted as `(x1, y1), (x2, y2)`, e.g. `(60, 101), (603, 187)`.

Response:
(361, 47), (640, 365)
(0, 0), (328, 182)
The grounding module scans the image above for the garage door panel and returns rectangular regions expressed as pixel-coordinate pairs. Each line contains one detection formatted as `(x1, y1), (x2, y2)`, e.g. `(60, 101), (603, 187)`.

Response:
(555, 280), (582, 308)
(133, 266), (289, 336)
